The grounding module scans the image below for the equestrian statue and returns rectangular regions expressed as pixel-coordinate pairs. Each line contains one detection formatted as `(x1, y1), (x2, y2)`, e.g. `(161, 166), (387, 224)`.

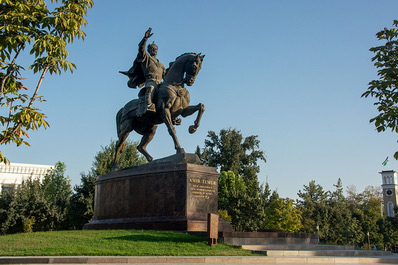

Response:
(113, 28), (205, 169)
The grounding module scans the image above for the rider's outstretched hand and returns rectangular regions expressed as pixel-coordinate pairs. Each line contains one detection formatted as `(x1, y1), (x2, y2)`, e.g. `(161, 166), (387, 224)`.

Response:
(145, 28), (153, 39)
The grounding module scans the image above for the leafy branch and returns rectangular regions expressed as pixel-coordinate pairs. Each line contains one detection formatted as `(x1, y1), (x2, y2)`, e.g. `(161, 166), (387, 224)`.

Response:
(362, 20), (398, 159)
(0, 0), (93, 163)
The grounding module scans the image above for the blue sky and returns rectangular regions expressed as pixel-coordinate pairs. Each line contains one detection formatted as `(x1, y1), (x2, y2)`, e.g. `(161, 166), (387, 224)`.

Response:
(3, 0), (398, 199)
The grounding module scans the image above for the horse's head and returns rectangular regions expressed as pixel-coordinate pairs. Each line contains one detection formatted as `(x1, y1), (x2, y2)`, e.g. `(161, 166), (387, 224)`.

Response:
(165, 53), (205, 86)
(184, 53), (205, 86)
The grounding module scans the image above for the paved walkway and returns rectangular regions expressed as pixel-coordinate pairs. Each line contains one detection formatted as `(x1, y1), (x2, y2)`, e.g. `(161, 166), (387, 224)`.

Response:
(1, 255), (398, 264)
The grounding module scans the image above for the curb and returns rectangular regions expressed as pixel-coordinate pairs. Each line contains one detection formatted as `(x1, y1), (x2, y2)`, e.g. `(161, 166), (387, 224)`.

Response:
(1, 256), (398, 264)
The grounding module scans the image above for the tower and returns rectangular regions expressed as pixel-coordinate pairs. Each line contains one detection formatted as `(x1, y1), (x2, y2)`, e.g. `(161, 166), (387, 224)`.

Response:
(380, 170), (398, 217)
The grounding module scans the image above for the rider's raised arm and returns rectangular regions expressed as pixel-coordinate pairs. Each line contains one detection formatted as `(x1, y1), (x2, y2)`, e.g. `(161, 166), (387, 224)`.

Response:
(138, 28), (152, 58)
(138, 35), (148, 58)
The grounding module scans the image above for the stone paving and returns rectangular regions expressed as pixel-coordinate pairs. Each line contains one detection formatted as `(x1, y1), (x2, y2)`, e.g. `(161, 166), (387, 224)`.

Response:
(0, 255), (398, 264)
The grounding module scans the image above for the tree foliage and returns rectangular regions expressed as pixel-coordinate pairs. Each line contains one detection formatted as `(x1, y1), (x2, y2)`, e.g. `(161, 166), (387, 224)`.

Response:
(346, 185), (385, 249)
(197, 128), (266, 194)
(296, 180), (329, 235)
(263, 193), (303, 232)
(217, 171), (266, 231)
(41, 161), (72, 230)
(68, 171), (95, 229)
(218, 171), (246, 209)
(197, 129), (303, 232)
(92, 139), (147, 176)
(217, 171), (302, 232)
(0, 0), (93, 163)
(325, 179), (362, 245)
(297, 180), (397, 249)
(362, 20), (398, 159)
(197, 129), (268, 231)
(0, 161), (71, 234)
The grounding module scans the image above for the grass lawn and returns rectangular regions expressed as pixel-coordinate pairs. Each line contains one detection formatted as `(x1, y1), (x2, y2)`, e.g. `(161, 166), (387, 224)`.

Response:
(0, 229), (259, 256)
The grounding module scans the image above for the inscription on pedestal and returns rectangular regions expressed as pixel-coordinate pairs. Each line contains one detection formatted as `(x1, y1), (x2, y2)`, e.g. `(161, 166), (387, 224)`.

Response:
(187, 174), (218, 220)
(189, 178), (217, 199)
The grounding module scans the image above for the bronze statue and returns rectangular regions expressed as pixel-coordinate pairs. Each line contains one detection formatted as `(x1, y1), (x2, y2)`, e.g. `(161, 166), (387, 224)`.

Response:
(120, 28), (166, 116)
(112, 29), (205, 169)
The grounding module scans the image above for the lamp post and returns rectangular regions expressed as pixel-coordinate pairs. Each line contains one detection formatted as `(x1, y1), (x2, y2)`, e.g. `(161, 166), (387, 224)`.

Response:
(367, 231), (370, 250)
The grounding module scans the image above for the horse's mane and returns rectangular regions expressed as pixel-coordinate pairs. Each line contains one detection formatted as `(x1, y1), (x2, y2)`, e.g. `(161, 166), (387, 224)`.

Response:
(174, 52), (197, 61)
(166, 52), (197, 76)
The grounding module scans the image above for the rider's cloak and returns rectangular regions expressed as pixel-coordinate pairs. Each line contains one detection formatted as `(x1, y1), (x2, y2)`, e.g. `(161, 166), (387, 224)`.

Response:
(119, 56), (145, 89)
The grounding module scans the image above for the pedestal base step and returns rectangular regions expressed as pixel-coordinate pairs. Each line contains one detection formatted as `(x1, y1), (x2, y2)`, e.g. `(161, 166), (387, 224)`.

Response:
(84, 218), (208, 231)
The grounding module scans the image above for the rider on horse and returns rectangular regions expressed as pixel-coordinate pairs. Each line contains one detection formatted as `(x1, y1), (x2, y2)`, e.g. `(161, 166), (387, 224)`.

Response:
(120, 28), (166, 116)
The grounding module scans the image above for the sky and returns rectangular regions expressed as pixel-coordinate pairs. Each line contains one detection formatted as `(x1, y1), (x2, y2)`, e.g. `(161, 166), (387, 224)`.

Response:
(3, 0), (398, 200)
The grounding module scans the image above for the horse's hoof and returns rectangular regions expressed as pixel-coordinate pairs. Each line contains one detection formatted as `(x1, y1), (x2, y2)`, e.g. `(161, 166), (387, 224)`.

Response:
(189, 125), (197, 134)
(177, 148), (185, 154)
(173, 118), (182, 126)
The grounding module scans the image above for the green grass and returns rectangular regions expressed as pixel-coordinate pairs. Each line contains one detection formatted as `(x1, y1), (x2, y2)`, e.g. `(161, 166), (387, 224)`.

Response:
(0, 230), (259, 256)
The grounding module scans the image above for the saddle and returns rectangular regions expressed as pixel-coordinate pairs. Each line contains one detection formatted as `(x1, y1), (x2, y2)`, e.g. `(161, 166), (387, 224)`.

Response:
(120, 95), (180, 125)
(120, 97), (151, 119)
(120, 99), (140, 121)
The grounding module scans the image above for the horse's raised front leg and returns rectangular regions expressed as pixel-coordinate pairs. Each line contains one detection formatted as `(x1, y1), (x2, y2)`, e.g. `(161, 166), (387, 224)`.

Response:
(137, 125), (157, 162)
(181, 103), (205, 134)
(160, 107), (184, 153)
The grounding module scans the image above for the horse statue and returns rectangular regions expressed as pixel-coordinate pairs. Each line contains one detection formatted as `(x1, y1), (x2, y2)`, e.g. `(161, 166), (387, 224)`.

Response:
(112, 53), (205, 169)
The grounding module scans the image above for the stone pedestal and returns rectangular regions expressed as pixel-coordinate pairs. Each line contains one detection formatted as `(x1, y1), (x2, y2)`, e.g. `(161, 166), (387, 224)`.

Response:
(83, 153), (221, 231)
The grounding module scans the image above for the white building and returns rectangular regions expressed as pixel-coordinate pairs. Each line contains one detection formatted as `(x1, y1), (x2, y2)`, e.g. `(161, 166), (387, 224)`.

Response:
(380, 170), (398, 217)
(0, 163), (53, 193)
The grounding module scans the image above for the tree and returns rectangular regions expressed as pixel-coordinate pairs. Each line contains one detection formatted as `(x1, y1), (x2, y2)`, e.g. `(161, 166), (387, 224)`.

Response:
(92, 139), (147, 176)
(197, 128), (266, 194)
(263, 191), (303, 232)
(197, 129), (268, 231)
(0, 0), (94, 163)
(378, 217), (398, 251)
(0, 161), (71, 234)
(218, 171), (247, 211)
(217, 170), (265, 231)
(68, 171), (95, 229)
(0, 176), (45, 234)
(362, 20), (398, 159)
(296, 180), (329, 235)
(326, 179), (362, 245)
(69, 140), (146, 229)
(297, 180), (364, 245)
(346, 185), (385, 249)
(40, 161), (72, 230)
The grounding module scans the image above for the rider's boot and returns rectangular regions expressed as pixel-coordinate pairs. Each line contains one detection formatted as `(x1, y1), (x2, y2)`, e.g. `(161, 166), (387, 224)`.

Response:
(145, 86), (156, 112)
